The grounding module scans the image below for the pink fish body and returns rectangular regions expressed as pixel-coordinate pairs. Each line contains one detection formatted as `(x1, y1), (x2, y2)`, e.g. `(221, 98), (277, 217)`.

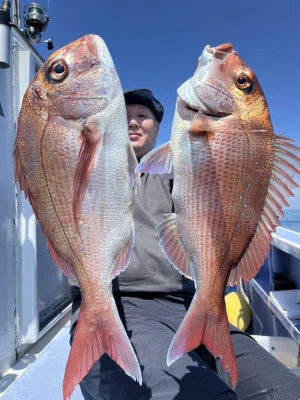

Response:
(14, 35), (141, 399)
(137, 43), (300, 387)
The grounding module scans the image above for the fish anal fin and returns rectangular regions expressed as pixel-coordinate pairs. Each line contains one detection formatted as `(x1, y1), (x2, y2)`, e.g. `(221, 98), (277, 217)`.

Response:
(63, 305), (142, 400)
(156, 214), (193, 280)
(73, 118), (104, 230)
(111, 223), (135, 280)
(228, 134), (300, 286)
(136, 141), (173, 177)
(167, 298), (238, 388)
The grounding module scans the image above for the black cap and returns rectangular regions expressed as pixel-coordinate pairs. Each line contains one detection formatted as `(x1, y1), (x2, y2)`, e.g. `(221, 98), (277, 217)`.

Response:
(124, 89), (164, 123)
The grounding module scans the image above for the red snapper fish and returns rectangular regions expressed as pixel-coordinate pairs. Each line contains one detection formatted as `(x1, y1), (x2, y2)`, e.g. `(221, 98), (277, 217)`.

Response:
(14, 35), (141, 399)
(137, 43), (300, 387)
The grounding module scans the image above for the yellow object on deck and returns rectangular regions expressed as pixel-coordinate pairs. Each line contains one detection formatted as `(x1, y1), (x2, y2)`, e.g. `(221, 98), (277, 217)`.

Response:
(225, 291), (252, 331)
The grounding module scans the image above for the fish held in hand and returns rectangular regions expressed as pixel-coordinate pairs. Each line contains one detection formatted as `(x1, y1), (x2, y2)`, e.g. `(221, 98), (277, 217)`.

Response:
(137, 43), (300, 387)
(14, 34), (141, 399)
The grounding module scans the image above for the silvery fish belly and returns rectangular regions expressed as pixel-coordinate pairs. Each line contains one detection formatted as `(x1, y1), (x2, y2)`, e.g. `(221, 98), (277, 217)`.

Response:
(13, 34), (141, 400)
(137, 43), (300, 387)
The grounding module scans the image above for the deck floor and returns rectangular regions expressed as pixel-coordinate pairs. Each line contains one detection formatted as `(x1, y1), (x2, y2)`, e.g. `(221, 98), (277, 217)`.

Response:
(0, 322), (83, 400)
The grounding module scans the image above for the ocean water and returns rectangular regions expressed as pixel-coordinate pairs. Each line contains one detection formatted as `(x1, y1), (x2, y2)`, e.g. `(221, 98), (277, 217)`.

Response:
(279, 208), (300, 233)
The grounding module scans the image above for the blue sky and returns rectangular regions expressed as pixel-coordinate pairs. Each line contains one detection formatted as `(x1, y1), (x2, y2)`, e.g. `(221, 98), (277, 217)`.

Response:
(19, 0), (299, 207)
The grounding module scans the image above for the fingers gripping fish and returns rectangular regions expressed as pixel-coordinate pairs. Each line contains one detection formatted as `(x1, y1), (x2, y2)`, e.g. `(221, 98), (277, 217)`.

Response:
(137, 43), (300, 387)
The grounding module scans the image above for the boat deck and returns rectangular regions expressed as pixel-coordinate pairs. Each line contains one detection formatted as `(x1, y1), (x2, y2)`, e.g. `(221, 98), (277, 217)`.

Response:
(0, 317), (83, 400)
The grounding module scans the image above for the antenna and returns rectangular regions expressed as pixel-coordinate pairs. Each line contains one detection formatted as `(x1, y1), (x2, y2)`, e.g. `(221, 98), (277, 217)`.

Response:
(12, 0), (20, 27)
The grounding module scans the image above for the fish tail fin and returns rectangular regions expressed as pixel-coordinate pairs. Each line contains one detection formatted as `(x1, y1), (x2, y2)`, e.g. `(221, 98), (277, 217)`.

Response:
(63, 305), (142, 400)
(167, 298), (238, 388)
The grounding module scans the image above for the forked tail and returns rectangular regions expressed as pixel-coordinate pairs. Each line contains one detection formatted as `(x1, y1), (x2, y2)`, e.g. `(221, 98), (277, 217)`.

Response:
(63, 305), (142, 400)
(167, 298), (238, 388)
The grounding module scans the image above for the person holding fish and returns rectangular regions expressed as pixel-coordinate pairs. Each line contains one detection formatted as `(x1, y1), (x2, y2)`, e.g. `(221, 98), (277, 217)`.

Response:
(70, 87), (300, 399)
(14, 34), (300, 400)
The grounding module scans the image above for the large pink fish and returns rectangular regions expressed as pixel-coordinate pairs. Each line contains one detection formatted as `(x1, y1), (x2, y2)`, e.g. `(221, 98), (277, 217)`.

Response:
(137, 43), (300, 387)
(14, 35), (141, 399)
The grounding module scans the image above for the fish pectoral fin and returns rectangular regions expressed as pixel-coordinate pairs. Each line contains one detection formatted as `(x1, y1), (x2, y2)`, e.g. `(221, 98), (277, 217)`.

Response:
(128, 142), (140, 192)
(73, 117), (104, 229)
(111, 223), (135, 279)
(228, 135), (300, 287)
(63, 304), (142, 400)
(156, 213), (193, 280)
(136, 141), (173, 177)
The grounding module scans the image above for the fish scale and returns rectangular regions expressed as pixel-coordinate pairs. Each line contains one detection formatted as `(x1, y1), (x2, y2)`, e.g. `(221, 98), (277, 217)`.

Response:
(137, 43), (300, 388)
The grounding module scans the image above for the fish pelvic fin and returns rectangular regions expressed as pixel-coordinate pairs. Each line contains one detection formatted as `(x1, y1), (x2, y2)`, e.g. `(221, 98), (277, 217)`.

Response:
(228, 135), (300, 286)
(111, 222), (135, 279)
(73, 117), (104, 231)
(136, 141), (173, 178)
(167, 298), (238, 388)
(63, 304), (142, 400)
(156, 213), (194, 280)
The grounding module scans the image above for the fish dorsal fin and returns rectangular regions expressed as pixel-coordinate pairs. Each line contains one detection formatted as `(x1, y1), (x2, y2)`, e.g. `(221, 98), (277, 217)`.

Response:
(111, 222), (135, 279)
(156, 213), (194, 280)
(128, 142), (140, 192)
(136, 141), (173, 177)
(73, 117), (104, 230)
(228, 135), (300, 286)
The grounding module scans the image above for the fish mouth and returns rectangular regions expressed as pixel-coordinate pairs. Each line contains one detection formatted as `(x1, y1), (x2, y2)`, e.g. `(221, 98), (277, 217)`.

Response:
(86, 35), (119, 105)
(89, 35), (104, 63)
(177, 79), (231, 120)
(205, 43), (235, 61)
(177, 43), (235, 120)
(179, 99), (221, 121)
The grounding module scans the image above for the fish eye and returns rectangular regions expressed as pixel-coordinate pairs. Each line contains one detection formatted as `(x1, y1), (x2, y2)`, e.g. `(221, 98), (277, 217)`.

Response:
(47, 58), (69, 82)
(234, 73), (252, 91)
